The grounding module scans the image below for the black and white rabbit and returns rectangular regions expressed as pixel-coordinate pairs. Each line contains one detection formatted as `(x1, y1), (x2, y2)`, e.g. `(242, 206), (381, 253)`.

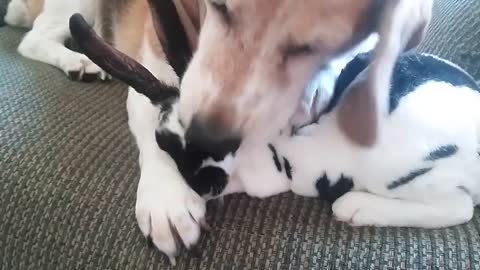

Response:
(211, 50), (480, 229)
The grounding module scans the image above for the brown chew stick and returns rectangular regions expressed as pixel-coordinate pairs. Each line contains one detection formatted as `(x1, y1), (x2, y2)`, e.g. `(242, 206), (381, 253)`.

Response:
(68, 13), (179, 105)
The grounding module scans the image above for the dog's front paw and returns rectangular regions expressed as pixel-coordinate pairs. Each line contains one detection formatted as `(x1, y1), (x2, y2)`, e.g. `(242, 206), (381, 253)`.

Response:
(60, 53), (110, 82)
(332, 192), (386, 227)
(135, 168), (206, 265)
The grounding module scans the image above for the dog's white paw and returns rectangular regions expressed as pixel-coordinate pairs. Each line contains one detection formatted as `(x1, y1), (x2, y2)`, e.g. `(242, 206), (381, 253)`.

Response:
(332, 192), (386, 227)
(60, 53), (110, 82)
(135, 167), (206, 265)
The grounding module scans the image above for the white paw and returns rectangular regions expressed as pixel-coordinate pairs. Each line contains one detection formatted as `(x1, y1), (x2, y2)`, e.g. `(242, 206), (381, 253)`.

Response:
(135, 167), (206, 265)
(332, 192), (386, 227)
(60, 53), (110, 82)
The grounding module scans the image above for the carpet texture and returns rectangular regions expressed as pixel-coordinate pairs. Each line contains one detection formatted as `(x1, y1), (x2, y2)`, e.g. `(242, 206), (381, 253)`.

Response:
(1, 0), (480, 269)
(417, 0), (480, 79)
(0, 0), (8, 26)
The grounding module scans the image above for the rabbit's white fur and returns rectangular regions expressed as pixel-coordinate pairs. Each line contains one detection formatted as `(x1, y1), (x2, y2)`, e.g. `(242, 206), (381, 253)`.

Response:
(203, 52), (480, 229)
(241, 81), (479, 227)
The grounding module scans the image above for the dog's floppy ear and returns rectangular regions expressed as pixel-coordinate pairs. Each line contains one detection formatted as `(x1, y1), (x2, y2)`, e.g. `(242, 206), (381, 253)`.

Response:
(173, 0), (207, 51)
(336, 0), (433, 147)
(147, 0), (193, 78)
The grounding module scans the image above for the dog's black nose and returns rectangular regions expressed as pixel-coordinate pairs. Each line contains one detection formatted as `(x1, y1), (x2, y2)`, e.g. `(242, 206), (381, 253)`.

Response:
(185, 117), (241, 160)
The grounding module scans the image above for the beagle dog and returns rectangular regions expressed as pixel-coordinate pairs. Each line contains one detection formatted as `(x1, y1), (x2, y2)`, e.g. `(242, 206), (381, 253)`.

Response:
(6, 0), (433, 264)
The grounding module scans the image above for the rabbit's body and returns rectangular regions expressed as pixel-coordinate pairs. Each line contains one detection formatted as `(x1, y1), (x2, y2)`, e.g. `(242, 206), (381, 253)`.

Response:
(212, 52), (480, 228)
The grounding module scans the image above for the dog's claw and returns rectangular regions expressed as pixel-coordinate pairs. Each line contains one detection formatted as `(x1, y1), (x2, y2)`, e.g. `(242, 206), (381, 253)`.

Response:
(145, 236), (154, 249)
(67, 70), (82, 81)
(136, 171), (206, 263)
(189, 245), (203, 258)
(168, 256), (177, 266)
(217, 197), (225, 207)
(81, 72), (98, 83)
(200, 218), (211, 231)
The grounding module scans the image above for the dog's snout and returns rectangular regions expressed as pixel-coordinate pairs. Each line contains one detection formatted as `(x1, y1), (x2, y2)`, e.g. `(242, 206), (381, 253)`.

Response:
(185, 117), (241, 160)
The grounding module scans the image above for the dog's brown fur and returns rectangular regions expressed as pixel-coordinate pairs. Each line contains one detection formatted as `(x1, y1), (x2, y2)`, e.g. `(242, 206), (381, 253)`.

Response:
(177, 0), (431, 148)
(26, 0), (44, 19)
(110, 0), (150, 59)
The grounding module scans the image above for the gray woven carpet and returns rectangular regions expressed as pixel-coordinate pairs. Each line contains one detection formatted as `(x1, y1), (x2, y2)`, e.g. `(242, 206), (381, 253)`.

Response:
(417, 0), (480, 80)
(1, 0), (480, 269)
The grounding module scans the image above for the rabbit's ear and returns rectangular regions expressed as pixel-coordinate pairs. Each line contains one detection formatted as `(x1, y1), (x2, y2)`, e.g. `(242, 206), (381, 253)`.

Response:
(336, 0), (433, 147)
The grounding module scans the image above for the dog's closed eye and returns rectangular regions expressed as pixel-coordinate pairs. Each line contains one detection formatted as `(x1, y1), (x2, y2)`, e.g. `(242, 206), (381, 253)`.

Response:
(210, 0), (231, 24)
(284, 44), (315, 56)
(282, 43), (317, 63)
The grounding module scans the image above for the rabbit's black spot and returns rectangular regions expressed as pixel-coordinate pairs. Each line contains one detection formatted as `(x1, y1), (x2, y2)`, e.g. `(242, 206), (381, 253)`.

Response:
(316, 173), (331, 200)
(268, 144), (282, 172)
(387, 167), (433, 190)
(189, 166), (228, 196)
(425, 144), (458, 161)
(329, 174), (354, 203)
(323, 52), (479, 115)
(316, 173), (354, 203)
(156, 131), (226, 193)
(282, 157), (293, 180)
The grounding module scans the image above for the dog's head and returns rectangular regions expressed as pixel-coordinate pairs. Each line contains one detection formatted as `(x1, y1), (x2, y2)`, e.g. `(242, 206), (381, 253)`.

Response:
(179, 0), (432, 149)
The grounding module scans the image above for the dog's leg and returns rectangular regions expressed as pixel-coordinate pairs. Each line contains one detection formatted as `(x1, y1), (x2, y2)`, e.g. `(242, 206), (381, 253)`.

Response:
(332, 190), (474, 228)
(127, 39), (205, 264)
(14, 0), (107, 82)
